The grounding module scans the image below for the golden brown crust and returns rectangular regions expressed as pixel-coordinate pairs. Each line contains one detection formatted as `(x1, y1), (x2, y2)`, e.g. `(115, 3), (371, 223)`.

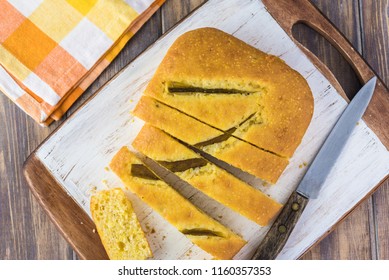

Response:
(132, 125), (282, 226)
(133, 96), (288, 183)
(109, 147), (246, 259)
(144, 27), (314, 158)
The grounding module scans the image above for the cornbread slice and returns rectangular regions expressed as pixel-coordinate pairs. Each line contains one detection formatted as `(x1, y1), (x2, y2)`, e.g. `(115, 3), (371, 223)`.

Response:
(144, 27), (314, 158)
(109, 147), (246, 260)
(132, 124), (282, 226)
(133, 96), (288, 184)
(90, 188), (152, 260)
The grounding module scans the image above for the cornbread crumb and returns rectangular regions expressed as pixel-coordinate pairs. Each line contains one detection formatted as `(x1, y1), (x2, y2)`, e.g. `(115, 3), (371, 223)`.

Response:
(90, 188), (152, 260)
(88, 185), (98, 196)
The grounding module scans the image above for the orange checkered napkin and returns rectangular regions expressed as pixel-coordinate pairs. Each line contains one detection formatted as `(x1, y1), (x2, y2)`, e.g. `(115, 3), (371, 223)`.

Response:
(0, 0), (165, 125)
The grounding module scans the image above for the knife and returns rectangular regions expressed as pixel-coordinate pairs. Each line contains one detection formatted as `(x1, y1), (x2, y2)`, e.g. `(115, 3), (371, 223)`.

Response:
(252, 77), (377, 260)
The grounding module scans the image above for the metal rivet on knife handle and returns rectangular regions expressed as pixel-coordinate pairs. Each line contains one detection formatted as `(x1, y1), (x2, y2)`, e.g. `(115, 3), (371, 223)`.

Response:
(278, 225), (287, 233)
(292, 202), (300, 211)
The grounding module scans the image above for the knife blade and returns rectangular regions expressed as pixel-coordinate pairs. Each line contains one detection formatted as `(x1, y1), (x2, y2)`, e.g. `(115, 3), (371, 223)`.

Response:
(252, 77), (377, 260)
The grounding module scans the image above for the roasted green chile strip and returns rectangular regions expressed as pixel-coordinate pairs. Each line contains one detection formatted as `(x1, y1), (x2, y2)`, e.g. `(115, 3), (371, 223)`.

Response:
(167, 81), (256, 95)
(194, 113), (257, 147)
(194, 126), (237, 147)
(181, 228), (224, 237)
(131, 158), (208, 179)
(168, 86), (253, 95)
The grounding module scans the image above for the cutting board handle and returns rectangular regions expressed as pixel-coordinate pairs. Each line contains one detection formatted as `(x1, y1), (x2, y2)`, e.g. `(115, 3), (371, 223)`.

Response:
(262, 0), (389, 149)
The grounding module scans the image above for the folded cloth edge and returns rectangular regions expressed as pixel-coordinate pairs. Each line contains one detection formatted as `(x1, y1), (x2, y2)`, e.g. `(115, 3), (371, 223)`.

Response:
(0, 0), (166, 126)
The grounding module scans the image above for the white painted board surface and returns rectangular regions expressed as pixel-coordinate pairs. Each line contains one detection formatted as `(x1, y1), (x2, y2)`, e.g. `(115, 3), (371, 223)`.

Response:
(36, 0), (389, 259)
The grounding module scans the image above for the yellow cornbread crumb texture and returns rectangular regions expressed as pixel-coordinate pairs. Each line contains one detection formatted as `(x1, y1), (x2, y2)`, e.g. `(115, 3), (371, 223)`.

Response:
(90, 188), (152, 260)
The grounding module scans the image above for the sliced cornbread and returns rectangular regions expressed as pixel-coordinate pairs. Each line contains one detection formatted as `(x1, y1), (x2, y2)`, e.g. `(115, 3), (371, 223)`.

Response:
(132, 124), (282, 226)
(133, 96), (288, 184)
(90, 188), (152, 260)
(109, 147), (246, 259)
(144, 27), (314, 158)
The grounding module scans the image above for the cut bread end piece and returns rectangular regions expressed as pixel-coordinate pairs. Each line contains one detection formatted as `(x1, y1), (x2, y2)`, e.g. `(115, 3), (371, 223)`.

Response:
(109, 147), (246, 259)
(132, 124), (282, 226)
(133, 95), (288, 184)
(90, 188), (152, 260)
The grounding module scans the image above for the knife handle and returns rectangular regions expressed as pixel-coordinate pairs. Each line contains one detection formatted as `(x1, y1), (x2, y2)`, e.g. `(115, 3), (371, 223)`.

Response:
(252, 191), (309, 260)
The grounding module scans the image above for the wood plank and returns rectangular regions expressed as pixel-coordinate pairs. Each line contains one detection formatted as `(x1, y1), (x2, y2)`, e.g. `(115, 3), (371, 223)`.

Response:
(161, 0), (206, 32)
(373, 181), (389, 259)
(294, 0), (373, 260)
(360, 0), (389, 260)
(0, 94), (73, 259)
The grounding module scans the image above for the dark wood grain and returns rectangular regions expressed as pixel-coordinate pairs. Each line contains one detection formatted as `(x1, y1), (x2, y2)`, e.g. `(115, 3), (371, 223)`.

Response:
(161, 0), (206, 32)
(360, 0), (389, 260)
(0, 0), (388, 260)
(289, 0), (374, 260)
(252, 191), (309, 260)
(0, 90), (73, 259)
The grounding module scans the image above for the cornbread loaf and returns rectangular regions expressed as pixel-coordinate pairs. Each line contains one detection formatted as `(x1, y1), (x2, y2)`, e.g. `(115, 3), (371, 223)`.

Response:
(109, 147), (246, 259)
(132, 124), (282, 226)
(133, 96), (288, 184)
(144, 27), (314, 158)
(90, 188), (152, 260)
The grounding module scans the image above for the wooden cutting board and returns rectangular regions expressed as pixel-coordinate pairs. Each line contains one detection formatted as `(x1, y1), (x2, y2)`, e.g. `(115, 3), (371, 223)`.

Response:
(24, 0), (389, 260)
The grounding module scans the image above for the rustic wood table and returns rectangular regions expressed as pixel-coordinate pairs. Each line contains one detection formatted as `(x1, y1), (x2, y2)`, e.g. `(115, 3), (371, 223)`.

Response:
(1, 0), (388, 260)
